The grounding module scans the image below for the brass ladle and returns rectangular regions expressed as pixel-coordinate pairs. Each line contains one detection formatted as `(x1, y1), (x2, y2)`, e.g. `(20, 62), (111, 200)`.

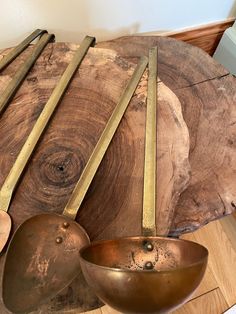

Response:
(0, 32), (54, 115)
(0, 29), (47, 72)
(2, 56), (148, 313)
(0, 35), (95, 253)
(79, 47), (209, 314)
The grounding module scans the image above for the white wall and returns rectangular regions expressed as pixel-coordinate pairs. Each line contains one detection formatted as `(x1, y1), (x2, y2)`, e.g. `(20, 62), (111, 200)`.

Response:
(0, 0), (236, 48)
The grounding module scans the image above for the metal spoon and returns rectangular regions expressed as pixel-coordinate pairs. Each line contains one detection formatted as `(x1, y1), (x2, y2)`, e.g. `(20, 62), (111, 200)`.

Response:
(79, 47), (209, 314)
(0, 29), (47, 72)
(0, 32), (54, 115)
(2, 56), (148, 313)
(0, 35), (95, 254)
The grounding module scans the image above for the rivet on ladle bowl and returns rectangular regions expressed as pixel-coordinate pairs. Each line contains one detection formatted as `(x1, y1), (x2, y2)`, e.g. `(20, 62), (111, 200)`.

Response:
(55, 236), (63, 244)
(144, 261), (154, 270)
(62, 221), (70, 229)
(143, 240), (154, 251)
(79, 47), (208, 314)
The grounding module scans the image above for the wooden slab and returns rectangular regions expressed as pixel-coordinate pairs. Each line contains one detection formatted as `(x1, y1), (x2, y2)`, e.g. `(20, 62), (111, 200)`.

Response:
(97, 36), (236, 235)
(156, 82), (190, 235)
(170, 75), (236, 234)
(97, 36), (229, 89)
(0, 42), (189, 313)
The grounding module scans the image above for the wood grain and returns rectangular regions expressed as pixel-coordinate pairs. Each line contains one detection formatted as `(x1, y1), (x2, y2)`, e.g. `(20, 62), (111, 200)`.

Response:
(97, 36), (236, 235)
(220, 214), (236, 253)
(0, 42), (190, 313)
(97, 36), (229, 89)
(168, 18), (235, 55)
(183, 221), (236, 307)
(170, 75), (236, 234)
(173, 288), (228, 314)
(156, 82), (190, 235)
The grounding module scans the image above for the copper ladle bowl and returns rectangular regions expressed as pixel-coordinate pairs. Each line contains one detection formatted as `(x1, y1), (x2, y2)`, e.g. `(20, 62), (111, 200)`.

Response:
(80, 236), (208, 314)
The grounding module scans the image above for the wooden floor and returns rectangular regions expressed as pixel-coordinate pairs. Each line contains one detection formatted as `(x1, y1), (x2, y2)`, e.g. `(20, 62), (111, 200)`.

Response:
(78, 213), (236, 314)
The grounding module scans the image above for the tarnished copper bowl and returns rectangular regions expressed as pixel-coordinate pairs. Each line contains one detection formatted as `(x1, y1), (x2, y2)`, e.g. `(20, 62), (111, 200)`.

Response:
(80, 236), (208, 314)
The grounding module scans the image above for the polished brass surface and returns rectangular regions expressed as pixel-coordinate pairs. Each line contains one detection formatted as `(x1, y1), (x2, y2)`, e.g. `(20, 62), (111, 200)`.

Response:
(79, 47), (209, 313)
(0, 32), (54, 115)
(0, 29), (47, 72)
(143, 47), (157, 237)
(0, 36), (94, 254)
(2, 55), (148, 313)
(80, 237), (208, 314)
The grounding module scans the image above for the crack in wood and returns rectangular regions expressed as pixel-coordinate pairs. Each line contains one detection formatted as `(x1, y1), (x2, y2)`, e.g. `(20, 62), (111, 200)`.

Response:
(174, 73), (231, 90)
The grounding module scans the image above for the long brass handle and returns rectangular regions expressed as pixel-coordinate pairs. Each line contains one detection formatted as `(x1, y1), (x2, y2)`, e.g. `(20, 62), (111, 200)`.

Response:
(63, 56), (148, 220)
(0, 36), (95, 213)
(142, 47), (158, 236)
(0, 29), (47, 72)
(0, 32), (54, 115)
